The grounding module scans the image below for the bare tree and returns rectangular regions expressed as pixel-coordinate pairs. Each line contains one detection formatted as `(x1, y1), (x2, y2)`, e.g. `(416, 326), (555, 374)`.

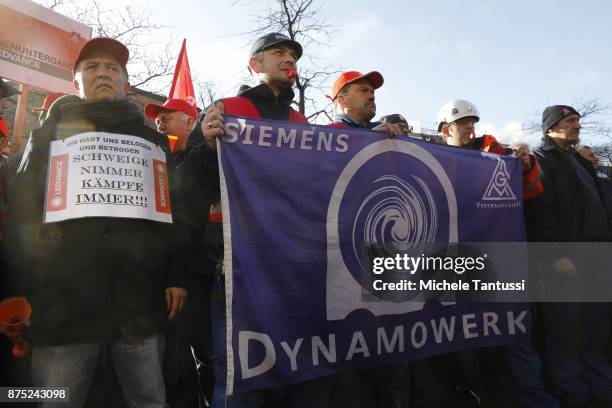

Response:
(522, 96), (611, 139)
(235, 0), (340, 122)
(194, 78), (222, 109)
(41, 0), (63, 8)
(592, 144), (612, 168)
(38, 0), (175, 93)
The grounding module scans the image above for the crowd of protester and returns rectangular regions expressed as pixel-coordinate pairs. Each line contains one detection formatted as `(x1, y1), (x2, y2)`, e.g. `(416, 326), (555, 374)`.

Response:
(1, 31), (612, 408)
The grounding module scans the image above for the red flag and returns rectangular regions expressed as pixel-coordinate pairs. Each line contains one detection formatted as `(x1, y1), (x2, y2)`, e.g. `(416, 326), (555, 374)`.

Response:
(168, 39), (196, 106)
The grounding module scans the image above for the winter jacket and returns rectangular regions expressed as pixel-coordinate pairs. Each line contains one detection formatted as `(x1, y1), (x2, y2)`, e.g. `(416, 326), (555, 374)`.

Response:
(524, 136), (609, 244)
(181, 84), (308, 267)
(3, 96), (188, 346)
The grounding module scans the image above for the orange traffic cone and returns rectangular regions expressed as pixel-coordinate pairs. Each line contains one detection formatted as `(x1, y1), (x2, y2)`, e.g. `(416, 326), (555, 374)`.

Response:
(0, 297), (32, 357)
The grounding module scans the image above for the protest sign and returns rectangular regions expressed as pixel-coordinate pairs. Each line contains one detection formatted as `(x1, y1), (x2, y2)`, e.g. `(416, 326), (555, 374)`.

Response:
(44, 132), (172, 224)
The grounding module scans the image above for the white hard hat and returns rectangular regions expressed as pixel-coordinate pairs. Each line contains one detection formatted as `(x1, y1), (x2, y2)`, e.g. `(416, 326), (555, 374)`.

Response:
(436, 99), (480, 131)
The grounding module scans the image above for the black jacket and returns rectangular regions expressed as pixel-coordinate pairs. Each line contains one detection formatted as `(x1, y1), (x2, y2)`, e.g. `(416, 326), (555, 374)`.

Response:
(187, 84), (297, 149)
(181, 84), (303, 267)
(524, 136), (608, 244)
(3, 97), (188, 346)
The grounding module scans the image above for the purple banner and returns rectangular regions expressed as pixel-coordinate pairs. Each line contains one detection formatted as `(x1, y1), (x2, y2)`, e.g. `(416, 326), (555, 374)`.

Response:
(218, 116), (528, 394)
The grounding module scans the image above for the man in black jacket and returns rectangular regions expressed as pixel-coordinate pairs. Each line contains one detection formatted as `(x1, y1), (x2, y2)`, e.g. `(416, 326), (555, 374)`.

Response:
(525, 105), (612, 408)
(3, 37), (187, 408)
(181, 33), (331, 408)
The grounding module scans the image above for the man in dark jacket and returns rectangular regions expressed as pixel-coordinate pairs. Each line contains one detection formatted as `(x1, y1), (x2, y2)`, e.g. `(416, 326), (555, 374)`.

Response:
(183, 32), (308, 224)
(325, 71), (409, 408)
(195, 32), (307, 148)
(3, 37), (187, 408)
(182, 33), (330, 408)
(146, 98), (215, 406)
(525, 105), (612, 407)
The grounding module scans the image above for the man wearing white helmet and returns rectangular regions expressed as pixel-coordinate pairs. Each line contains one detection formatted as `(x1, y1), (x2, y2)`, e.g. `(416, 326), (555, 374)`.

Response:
(436, 100), (557, 408)
(437, 99), (542, 200)
(437, 99), (482, 147)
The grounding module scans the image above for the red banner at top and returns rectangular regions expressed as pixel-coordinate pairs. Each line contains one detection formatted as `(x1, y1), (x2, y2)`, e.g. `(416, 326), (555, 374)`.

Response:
(168, 39), (195, 106)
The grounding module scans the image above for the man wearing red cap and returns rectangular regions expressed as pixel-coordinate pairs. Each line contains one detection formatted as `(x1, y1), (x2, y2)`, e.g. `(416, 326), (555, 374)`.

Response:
(326, 72), (411, 407)
(328, 71), (404, 137)
(3, 37), (188, 408)
(145, 98), (198, 164)
(145, 97), (215, 406)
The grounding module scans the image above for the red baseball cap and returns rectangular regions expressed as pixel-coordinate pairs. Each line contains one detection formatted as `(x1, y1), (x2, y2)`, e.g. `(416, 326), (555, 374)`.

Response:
(330, 71), (384, 101)
(144, 98), (198, 120)
(73, 37), (129, 74)
(32, 92), (65, 113)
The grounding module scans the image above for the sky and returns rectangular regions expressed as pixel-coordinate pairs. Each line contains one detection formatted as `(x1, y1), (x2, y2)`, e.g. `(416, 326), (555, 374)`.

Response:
(47, 0), (612, 147)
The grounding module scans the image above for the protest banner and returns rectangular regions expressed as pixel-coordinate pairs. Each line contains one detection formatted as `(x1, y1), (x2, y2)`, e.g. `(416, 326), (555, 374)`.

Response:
(0, 0), (91, 94)
(168, 39), (196, 106)
(217, 117), (529, 394)
(44, 132), (172, 224)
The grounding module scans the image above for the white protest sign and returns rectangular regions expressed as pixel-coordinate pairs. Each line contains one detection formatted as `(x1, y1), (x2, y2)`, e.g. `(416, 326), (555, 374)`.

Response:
(44, 132), (172, 224)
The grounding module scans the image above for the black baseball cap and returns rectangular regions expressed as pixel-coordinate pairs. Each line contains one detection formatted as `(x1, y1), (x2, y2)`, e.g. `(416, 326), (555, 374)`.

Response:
(249, 33), (303, 60)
